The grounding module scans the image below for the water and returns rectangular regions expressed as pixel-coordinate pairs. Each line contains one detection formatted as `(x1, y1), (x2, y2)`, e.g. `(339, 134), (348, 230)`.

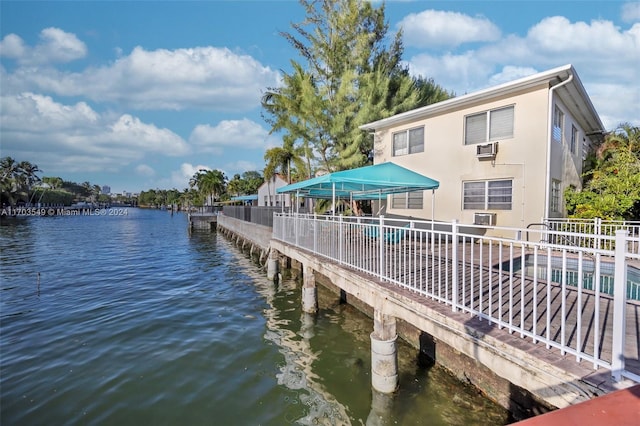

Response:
(0, 209), (510, 425)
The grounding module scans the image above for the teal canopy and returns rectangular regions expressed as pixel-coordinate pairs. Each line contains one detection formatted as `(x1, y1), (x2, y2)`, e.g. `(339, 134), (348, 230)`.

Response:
(276, 162), (439, 200)
(231, 195), (258, 201)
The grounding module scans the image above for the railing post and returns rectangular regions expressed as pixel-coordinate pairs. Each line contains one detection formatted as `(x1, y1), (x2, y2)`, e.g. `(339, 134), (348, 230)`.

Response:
(611, 229), (628, 381)
(451, 219), (459, 312)
(595, 218), (602, 250)
(338, 215), (343, 264)
(379, 216), (385, 280)
(313, 213), (318, 254)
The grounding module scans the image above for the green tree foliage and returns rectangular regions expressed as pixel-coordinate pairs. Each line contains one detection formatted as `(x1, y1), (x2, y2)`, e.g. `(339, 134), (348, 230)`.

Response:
(1, 157), (42, 206)
(264, 135), (309, 183)
(239, 171), (264, 195)
(31, 188), (75, 206)
(262, 0), (451, 175)
(42, 176), (63, 189)
(565, 123), (640, 220)
(226, 174), (243, 198)
(189, 169), (227, 206)
(139, 188), (182, 207)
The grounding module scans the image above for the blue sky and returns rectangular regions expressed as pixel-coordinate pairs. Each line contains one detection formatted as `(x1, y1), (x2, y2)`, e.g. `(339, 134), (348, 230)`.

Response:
(1, 1), (639, 194)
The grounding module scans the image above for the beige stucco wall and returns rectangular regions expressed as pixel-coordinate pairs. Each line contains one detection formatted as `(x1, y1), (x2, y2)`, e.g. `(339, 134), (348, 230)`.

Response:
(548, 96), (588, 219)
(257, 175), (292, 207)
(373, 83), (589, 231)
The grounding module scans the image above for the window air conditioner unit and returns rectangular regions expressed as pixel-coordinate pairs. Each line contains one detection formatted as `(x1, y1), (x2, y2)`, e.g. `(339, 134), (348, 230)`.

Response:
(474, 212), (496, 226)
(476, 142), (498, 158)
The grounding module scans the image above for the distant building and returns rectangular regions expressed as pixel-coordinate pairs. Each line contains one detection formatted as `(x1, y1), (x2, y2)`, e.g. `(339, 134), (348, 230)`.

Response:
(101, 185), (111, 194)
(258, 174), (292, 207)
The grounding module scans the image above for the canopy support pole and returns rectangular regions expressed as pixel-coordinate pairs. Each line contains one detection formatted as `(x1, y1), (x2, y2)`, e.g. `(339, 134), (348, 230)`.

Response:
(431, 189), (435, 231)
(332, 183), (336, 216)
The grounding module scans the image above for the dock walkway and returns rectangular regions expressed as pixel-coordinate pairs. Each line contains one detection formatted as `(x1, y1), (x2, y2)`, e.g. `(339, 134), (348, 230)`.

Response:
(355, 237), (640, 380)
(270, 217), (639, 409)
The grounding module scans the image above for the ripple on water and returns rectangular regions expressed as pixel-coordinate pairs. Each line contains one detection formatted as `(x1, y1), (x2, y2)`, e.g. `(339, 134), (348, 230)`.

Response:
(0, 210), (511, 425)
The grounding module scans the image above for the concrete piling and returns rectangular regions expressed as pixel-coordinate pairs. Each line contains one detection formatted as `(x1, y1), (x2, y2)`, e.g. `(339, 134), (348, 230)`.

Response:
(302, 265), (318, 314)
(266, 250), (279, 280)
(371, 310), (398, 393)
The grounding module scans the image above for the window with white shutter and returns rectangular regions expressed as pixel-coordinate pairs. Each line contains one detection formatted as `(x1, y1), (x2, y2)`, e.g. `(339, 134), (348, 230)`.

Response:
(393, 126), (424, 156)
(463, 179), (512, 210)
(465, 105), (514, 145)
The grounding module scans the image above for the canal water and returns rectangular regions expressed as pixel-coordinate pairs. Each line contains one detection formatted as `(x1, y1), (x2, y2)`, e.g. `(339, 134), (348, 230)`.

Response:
(0, 209), (510, 425)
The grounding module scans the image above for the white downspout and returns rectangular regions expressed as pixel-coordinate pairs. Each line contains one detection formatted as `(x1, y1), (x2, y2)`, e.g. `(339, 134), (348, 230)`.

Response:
(544, 73), (573, 220)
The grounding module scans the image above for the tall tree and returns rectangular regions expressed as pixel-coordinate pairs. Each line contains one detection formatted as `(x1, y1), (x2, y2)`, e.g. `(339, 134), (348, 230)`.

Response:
(262, 0), (451, 174)
(227, 174), (243, 198)
(42, 176), (63, 190)
(189, 169), (227, 205)
(565, 123), (640, 220)
(1, 157), (41, 206)
(240, 171), (264, 195)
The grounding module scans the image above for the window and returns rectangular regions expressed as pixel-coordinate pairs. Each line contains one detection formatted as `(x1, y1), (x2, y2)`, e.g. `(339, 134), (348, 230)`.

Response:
(463, 180), (512, 210)
(553, 105), (564, 143)
(570, 125), (578, 154)
(551, 180), (561, 213)
(391, 191), (423, 209)
(465, 106), (514, 145)
(393, 127), (424, 156)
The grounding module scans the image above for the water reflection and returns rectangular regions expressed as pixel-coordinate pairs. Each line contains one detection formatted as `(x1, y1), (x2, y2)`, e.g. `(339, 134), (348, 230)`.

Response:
(256, 276), (351, 425)
(366, 390), (394, 426)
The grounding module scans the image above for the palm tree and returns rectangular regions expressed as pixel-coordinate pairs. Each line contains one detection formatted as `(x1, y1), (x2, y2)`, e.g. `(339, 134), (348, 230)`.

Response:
(91, 184), (101, 204)
(42, 176), (63, 190)
(1, 157), (41, 206)
(596, 123), (640, 161)
(227, 174), (243, 198)
(190, 169), (227, 206)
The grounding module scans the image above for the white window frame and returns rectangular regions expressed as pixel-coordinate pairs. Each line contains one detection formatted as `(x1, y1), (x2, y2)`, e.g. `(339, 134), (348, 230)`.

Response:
(551, 180), (561, 213)
(463, 179), (513, 210)
(391, 191), (423, 209)
(553, 105), (564, 143)
(570, 125), (578, 154)
(393, 126), (424, 156)
(464, 105), (514, 145)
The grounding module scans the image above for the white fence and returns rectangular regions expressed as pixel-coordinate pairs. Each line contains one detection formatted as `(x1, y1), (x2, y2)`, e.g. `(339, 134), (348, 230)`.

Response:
(543, 218), (640, 254)
(273, 213), (640, 383)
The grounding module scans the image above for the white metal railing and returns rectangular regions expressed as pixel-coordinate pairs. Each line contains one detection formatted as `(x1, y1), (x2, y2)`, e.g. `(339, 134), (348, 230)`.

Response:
(273, 213), (640, 384)
(544, 218), (640, 254)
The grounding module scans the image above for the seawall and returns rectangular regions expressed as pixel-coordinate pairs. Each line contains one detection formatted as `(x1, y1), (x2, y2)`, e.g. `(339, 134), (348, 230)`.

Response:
(215, 218), (615, 420)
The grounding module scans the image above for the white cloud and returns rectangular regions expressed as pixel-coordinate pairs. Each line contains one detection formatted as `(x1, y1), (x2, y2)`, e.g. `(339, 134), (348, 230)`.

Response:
(0, 34), (26, 58)
(407, 51), (494, 93)
(405, 14), (640, 129)
(486, 66), (539, 87)
(1, 38), (281, 111)
(224, 160), (261, 175)
(527, 17), (636, 55)
(399, 10), (501, 48)
(135, 164), (156, 177)
(189, 118), (276, 153)
(110, 114), (189, 156)
(622, 2), (640, 23)
(0, 28), (86, 65)
(166, 163), (212, 190)
(0, 93), (190, 173)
